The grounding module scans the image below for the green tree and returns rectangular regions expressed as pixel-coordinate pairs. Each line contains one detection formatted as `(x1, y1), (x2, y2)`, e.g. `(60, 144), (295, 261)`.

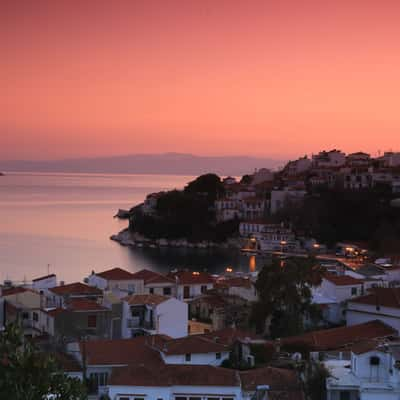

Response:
(184, 173), (225, 201)
(0, 324), (86, 400)
(251, 257), (323, 338)
(304, 361), (330, 400)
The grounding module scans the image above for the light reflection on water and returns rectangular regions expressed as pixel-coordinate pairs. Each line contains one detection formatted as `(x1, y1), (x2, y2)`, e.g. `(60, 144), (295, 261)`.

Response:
(0, 172), (263, 283)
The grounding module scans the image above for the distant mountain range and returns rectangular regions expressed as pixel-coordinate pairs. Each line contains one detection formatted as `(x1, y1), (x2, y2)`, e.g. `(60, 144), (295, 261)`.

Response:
(0, 153), (283, 176)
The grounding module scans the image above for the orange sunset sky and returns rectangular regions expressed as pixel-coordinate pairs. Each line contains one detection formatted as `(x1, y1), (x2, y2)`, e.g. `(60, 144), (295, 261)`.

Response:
(2, 0), (400, 161)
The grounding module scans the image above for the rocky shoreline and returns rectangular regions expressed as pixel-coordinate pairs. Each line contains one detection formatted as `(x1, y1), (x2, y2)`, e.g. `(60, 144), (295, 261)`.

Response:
(110, 228), (242, 250)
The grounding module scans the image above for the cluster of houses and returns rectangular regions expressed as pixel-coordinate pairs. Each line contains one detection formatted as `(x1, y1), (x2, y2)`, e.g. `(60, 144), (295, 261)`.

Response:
(4, 257), (400, 398)
(140, 150), (400, 254)
(1, 267), (302, 399)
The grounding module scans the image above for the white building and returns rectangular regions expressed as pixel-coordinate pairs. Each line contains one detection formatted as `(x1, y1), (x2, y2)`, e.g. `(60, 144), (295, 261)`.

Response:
(346, 152), (371, 167)
(167, 271), (214, 301)
(381, 152), (400, 167)
(283, 156), (312, 176)
(347, 288), (400, 334)
(87, 267), (138, 298)
(270, 189), (306, 214)
(326, 340), (400, 400)
(311, 274), (364, 324)
(252, 168), (273, 184)
(31, 274), (57, 291)
(121, 294), (188, 339)
(312, 149), (346, 168)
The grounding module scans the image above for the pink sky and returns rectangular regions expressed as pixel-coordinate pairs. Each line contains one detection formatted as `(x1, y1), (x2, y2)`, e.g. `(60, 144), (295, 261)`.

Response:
(2, 0), (400, 160)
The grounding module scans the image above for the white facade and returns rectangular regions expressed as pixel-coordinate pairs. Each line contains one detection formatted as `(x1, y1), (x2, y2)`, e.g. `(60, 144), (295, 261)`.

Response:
(326, 344), (400, 400)
(320, 278), (363, 303)
(87, 274), (140, 299)
(32, 275), (57, 291)
(108, 384), (241, 400)
(270, 189), (306, 214)
(346, 302), (400, 334)
(162, 351), (230, 366)
(176, 283), (213, 301)
(252, 168), (273, 184)
(312, 150), (346, 168)
(122, 297), (188, 339)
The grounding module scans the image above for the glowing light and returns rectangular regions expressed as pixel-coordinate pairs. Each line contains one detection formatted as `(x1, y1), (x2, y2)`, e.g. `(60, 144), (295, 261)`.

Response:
(226, 267), (233, 273)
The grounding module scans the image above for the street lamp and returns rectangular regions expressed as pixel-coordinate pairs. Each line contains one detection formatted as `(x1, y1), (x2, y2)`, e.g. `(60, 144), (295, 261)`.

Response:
(280, 240), (287, 253)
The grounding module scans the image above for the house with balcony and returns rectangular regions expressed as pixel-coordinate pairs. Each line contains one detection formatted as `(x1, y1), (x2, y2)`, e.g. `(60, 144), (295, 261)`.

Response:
(65, 329), (303, 400)
(130, 269), (177, 297)
(325, 339), (400, 400)
(312, 149), (346, 168)
(46, 298), (112, 342)
(121, 294), (188, 338)
(167, 271), (214, 301)
(47, 282), (103, 308)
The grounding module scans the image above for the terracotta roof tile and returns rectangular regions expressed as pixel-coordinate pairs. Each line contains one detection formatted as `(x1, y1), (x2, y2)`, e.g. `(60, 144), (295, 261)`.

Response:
(109, 364), (241, 387)
(167, 271), (215, 285)
(67, 298), (109, 312)
(81, 336), (165, 366)
(323, 274), (363, 286)
(349, 287), (400, 308)
(202, 327), (261, 346)
(49, 282), (102, 296)
(2, 287), (37, 296)
(95, 267), (135, 280)
(281, 320), (396, 351)
(155, 334), (228, 355)
(123, 294), (169, 306)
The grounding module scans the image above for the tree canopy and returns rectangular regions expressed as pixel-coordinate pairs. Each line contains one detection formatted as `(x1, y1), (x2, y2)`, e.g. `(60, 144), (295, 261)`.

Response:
(251, 257), (323, 338)
(0, 324), (86, 400)
(184, 173), (225, 201)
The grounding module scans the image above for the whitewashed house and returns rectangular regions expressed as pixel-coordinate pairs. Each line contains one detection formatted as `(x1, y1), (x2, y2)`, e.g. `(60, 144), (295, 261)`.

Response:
(270, 188), (306, 214)
(121, 294), (188, 339)
(167, 271), (214, 301)
(87, 267), (138, 298)
(347, 288), (400, 334)
(31, 274), (57, 291)
(326, 340), (400, 400)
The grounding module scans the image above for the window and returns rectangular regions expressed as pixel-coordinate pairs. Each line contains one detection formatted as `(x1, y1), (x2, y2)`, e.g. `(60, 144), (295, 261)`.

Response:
(149, 288), (154, 294)
(128, 284), (135, 294)
(163, 287), (172, 296)
(189, 397), (201, 400)
(216, 352), (221, 360)
(87, 315), (97, 328)
(185, 353), (191, 362)
(33, 312), (39, 322)
(370, 356), (380, 365)
(339, 392), (350, 400)
(119, 398), (130, 400)
(351, 287), (357, 296)
(22, 312), (29, 320)
(176, 397), (187, 400)
(201, 285), (207, 294)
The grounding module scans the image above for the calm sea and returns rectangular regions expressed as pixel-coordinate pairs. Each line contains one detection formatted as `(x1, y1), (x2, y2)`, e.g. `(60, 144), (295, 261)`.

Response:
(0, 172), (256, 284)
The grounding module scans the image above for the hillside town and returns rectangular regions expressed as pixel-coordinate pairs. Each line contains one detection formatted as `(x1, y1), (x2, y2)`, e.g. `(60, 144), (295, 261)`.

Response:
(2, 150), (400, 400)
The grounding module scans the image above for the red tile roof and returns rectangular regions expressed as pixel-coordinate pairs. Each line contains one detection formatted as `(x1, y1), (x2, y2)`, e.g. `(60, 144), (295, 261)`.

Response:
(1, 287), (37, 296)
(155, 334), (228, 355)
(67, 298), (109, 312)
(350, 339), (383, 355)
(202, 327), (261, 346)
(131, 269), (175, 285)
(349, 287), (400, 309)
(95, 267), (135, 280)
(281, 320), (396, 351)
(216, 277), (253, 289)
(46, 308), (65, 317)
(109, 364), (241, 387)
(239, 366), (302, 394)
(49, 282), (102, 296)
(168, 271), (215, 285)
(323, 274), (363, 286)
(81, 336), (165, 366)
(123, 294), (169, 306)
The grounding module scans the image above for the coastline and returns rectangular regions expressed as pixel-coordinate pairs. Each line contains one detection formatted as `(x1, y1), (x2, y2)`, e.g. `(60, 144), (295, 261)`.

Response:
(110, 228), (242, 250)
